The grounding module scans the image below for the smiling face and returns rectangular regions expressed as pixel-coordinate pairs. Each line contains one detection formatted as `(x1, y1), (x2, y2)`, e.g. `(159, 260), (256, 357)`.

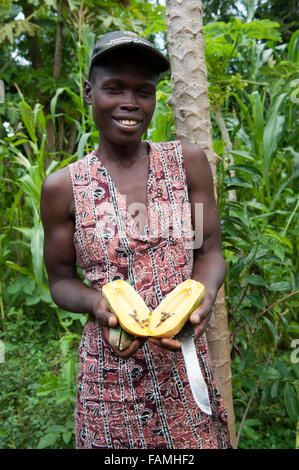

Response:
(84, 50), (158, 147)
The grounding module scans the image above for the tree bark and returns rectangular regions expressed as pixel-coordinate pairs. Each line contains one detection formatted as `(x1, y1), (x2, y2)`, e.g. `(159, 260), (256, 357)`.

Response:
(165, 0), (236, 448)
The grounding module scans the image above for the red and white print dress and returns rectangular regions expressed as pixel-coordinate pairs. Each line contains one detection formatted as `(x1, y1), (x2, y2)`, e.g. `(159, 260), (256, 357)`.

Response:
(68, 140), (231, 449)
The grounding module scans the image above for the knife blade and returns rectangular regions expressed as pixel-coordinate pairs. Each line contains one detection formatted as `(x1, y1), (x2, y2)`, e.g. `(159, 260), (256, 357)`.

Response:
(177, 324), (212, 415)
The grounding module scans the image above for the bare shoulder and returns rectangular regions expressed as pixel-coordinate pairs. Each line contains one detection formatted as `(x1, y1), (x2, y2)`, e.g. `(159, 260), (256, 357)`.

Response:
(41, 166), (74, 219)
(41, 166), (71, 193)
(180, 141), (213, 193)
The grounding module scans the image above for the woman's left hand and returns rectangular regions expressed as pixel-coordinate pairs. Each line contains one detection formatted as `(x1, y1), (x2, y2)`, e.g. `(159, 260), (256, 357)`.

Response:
(147, 335), (181, 352)
(188, 289), (215, 339)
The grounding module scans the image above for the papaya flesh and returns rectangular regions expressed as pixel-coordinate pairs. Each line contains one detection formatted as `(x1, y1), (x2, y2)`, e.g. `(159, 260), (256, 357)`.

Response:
(149, 279), (205, 337)
(102, 280), (150, 337)
(102, 279), (205, 338)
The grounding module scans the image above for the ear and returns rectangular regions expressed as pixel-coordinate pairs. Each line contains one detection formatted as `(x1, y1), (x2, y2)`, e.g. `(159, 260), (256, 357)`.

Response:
(83, 80), (92, 105)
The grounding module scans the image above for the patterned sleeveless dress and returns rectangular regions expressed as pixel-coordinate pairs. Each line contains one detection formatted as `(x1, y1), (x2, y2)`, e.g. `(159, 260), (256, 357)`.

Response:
(68, 140), (231, 449)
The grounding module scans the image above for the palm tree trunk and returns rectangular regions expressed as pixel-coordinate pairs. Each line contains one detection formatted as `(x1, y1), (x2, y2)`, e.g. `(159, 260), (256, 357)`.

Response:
(165, 0), (236, 447)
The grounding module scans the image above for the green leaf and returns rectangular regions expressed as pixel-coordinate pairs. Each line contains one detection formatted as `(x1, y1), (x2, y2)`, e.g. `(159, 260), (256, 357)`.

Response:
(263, 114), (285, 162)
(244, 274), (267, 286)
(62, 358), (75, 388)
(40, 286), (54, 305)
(270, 170), (299, 211)
(290, 322), (299, 335)
(255, 366), (282, 380)
(37, 433), (58, 449)
(6, 276), (27, 295)
(13, 226), (33, 239)
(64, 86), (84, 113)
(50, 87), (66, 131)
(246, 293), (265, 310)
(243, 20), (281, 42)
(230, 208), (252, 228)
(274, 359), (293, 380)
(23, 279), (36, 295)
(260, 236), (285, 261)
(250, 90), (264, 150)
(243, 418), (262, 427)
(264, 228), (293, 249)
(59, 334), (78, 356)
(245, 201), (269, 212)
(77, 132), (91, 160)
(229, 149), (255, 162)
(223, 244), (241, 255)
(271, 381), (278, 398)
(222, 215), (248, 228)
(26, 294), (41, 306)
(242, 424), (259, 440)
(270, 243), (285, 261)
(263, 93), (286, 154)
(291, 363), (299, 380)
(63, 431), (72, 444)
(228, 163), (262, 179)
(288, 29), (299, 63)
(263, 317), (279, 345)
(56, 390), (75, 405)
(38, 373), (60, 395)
(18, 100), (37, 143)
(268, 282), (292, 291)
(46, 425), (67, 433)
(33, 103), (46, 133)
(5, 260), (34, 279)
(18, 171), (42, 211)
(224, 176), (253, 189)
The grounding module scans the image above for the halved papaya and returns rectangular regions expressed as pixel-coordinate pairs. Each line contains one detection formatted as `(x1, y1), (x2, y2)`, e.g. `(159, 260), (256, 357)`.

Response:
(102, 279), (205, 339)
(149, 279), (205, 337)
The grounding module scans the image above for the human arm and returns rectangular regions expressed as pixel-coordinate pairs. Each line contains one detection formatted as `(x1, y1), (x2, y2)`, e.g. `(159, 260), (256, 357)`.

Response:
(184, 143), (227, 338)
(40, 168), (145, 358)
(148, 142), (226, 351)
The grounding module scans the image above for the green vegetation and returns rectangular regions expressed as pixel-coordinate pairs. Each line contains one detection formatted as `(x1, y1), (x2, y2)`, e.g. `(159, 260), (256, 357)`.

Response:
(0, 0), (298, 449)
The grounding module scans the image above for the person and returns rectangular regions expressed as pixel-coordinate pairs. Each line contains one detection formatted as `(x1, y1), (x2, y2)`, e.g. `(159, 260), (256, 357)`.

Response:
(40, 30), (232, 449)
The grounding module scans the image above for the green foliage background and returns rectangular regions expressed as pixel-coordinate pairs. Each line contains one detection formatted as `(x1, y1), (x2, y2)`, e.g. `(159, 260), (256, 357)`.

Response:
(0, 0), (298, 449)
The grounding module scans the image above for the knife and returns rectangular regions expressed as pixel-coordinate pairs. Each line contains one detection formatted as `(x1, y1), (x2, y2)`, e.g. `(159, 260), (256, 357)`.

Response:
(177, 323), (212, 415)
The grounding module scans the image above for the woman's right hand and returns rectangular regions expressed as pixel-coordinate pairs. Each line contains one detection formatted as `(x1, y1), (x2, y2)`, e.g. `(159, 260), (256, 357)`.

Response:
(93, 295), (146, 359)
(92, 294), (118, 328)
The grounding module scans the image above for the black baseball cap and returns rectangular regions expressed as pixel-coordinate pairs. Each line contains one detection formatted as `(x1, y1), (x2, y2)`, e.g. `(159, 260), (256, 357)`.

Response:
(88, 30), (170, 79)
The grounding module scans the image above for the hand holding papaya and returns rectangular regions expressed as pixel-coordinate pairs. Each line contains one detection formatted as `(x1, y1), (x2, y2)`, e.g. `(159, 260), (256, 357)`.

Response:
(92, 294), (146, 358)
(189, 289), (215, 339)
(101, 279), (206, 356)
(148, 289), (214, 352)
